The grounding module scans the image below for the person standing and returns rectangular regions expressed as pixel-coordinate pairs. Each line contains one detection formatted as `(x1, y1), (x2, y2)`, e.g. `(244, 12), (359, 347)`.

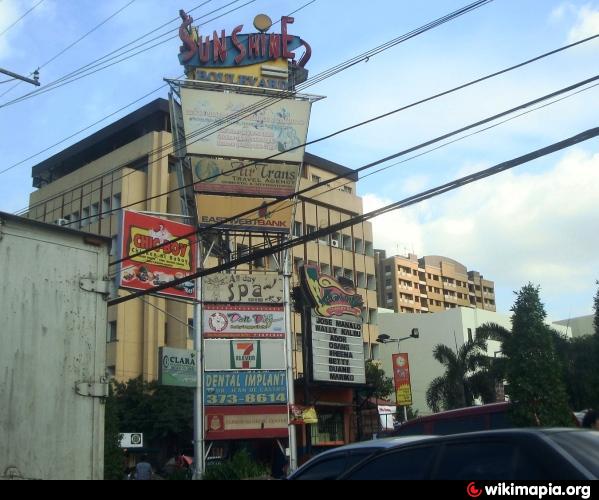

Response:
(134, 454), (153, 480)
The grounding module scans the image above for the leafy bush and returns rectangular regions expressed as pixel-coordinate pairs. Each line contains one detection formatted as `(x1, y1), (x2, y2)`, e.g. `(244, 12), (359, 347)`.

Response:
(202, 450), (270, 480)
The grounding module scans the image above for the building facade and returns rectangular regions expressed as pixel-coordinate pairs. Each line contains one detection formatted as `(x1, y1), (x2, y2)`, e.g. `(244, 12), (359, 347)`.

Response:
(26, 98), (379, 390)
(374, 250), (496, 314)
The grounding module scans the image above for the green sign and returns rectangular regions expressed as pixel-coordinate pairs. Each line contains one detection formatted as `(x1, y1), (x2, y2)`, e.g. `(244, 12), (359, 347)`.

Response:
(159, 347), (197, 387)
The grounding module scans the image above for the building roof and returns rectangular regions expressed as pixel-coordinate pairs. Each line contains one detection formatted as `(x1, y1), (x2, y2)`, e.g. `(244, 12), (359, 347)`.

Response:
(31, 98), (357, 187)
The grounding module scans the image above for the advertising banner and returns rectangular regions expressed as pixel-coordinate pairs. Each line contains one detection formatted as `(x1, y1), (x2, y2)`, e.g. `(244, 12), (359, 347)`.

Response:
(310, 315), (366, 385)
(302, 265), (363, 318)
(118, 211), (196, 300)
(203, 304), (285, 338)
(204, 339), (286, 371)
(205, 406), (288, 440)
(392, 353), (413, 406)
(181, 87), (312, 162)
(159, 347), (197, 387)
(378, 405), (397, 431)
(192, 157), (300, 197)
(202, 273), (283, 304)
(204, 370), (287, 405)
(289, 405), (318, 425)
(195, 194), (293, 234)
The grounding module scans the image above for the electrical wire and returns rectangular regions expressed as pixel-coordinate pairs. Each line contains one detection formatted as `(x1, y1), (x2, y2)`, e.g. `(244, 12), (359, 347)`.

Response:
(0, 0), (44, 37)
(107, 125), (599, 307)
(107, 72), (599, 268)
(16, 1), (504, 219)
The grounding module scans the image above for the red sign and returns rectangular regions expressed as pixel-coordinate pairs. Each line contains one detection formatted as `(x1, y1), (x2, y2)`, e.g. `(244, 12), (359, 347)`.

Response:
(205, 405), (288, 440)
(392, 353), (413, 406)
(118, 211), (197, 300)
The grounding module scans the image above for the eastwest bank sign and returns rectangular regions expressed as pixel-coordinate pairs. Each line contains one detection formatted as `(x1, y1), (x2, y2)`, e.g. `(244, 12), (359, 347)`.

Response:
(178, 10), (310, 89)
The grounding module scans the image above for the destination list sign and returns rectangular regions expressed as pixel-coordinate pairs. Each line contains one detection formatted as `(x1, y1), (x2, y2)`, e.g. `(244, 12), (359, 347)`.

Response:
(311, 315), (366, 384)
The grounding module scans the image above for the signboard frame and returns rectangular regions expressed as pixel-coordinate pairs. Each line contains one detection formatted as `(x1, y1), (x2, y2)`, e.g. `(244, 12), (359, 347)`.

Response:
(202, 273), (283, 304)
(205, 406), (288, 440)
(159, 347), (197, 388)
(392, 353), (413, 407)
(204, 370), (287, 406)
(202, 304), (285, 339)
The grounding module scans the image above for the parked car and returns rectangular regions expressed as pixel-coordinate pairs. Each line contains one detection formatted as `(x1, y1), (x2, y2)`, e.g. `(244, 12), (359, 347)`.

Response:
(337, 428), (599, 480)
(287, 435), (436, 480)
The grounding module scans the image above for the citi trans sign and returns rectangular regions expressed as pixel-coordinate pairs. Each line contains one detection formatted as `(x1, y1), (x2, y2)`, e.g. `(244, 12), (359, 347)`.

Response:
(178, 10), (311, 89)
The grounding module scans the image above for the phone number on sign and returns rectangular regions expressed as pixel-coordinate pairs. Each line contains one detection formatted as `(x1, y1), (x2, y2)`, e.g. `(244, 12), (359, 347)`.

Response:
(206, 393), (287, 405)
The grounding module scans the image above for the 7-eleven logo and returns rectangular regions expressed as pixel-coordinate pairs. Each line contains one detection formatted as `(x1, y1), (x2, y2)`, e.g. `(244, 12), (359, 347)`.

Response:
(230, 341), (261, 369)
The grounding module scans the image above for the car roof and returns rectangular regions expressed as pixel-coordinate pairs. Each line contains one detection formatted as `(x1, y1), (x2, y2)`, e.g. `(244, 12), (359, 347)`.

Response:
(288, 435), (436, 478)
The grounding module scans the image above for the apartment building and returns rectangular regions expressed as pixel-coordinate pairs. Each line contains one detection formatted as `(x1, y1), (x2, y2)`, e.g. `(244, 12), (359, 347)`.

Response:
(374, 250), (496, 314)
(27, 98), (379, 382)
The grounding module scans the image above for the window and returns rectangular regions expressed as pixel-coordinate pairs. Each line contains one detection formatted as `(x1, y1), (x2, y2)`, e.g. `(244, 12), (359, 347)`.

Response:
(311, 174), (321, 183)
(342, 235), (352, 252)
(357, 272), (366, 289)
(102, 197), (111, 219)
(367, 274), (376, 291)
(294, 455), (346, 481)
(106, 321), (117, 343)
(368, 308), (377, 325)
(306, 224), (316, 234)
(354, 238), (364, 254)
(296, 333), (303, 352)
(344, 268), (353, 281)
(342, 185), (352, 194)
(71, 211), (80, 229)
(467, 328), (473, 342)
(188, 318), (194, 339)
(236, 244), (249, 258)
(81, 207), (90, 227)
(113, 193), (121, 211)
(321, 263), (331, 275)
(433, 441), (517, 480)
(293, 221), (303, 237)
(345, 446), (438, 480)
(110, 236), (118, 257)
(90, 203), (99, 224)
(385, 278), (392, 287)
(364, 241), (374, 257)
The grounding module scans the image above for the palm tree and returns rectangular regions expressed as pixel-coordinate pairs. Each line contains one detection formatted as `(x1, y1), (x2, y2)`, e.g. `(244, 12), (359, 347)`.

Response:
(426, 335), (495, 412)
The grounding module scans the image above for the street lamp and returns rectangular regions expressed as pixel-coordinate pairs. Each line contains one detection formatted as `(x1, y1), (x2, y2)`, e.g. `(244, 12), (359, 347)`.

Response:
(376, 328), (419, 351)
(376, 329), (420, 423)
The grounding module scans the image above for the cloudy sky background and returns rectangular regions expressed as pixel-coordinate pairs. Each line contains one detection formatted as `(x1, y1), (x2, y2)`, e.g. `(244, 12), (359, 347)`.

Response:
(0, 0), (598, 321)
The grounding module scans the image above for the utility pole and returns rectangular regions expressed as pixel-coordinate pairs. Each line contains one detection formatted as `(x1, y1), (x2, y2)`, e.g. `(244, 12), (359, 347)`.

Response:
(0, 68), (40, 86)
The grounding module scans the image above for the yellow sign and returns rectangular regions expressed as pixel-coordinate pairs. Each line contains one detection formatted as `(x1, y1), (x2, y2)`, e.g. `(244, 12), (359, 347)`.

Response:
(195, 194), (293, 234)
(395, 384), (413, 407)
(190, 59), (291, 90)
(128, 226), (192, 271)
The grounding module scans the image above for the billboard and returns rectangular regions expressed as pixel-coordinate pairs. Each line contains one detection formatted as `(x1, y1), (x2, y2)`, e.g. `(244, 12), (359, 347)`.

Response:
(204, 370), (287, 405)
(204, 339), (286, 371)
(302, 265), (363, 318)
(159, 347), (197, 387)
(118, 211), (196, 300)
(181, 87), (312, 162)
(311, 315), (366, 385)
(205, 406), (288, 440)
(202, 273), (283, 304)
(203, 304), (285, 338)
(392, 353), (413, 406)
(192, 157), (300, 197)
(195, 194), (293, 234)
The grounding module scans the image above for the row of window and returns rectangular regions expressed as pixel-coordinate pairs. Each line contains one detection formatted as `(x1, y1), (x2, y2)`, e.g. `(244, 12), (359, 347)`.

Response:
(294, 259), (376, 290)
(59, 193), (121, 229)
(310, 174), (353, 194)
(294, 223), (374, 256)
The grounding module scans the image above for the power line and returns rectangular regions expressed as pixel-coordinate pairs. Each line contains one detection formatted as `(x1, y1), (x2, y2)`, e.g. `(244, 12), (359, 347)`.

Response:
(106, 125), (599, 307)
(17, 1), (501, 218)
(0, 0), (138, 99)
(0, 0), (44, 37)
(105, 71), (599, 267)
(0, 0), (256, 108)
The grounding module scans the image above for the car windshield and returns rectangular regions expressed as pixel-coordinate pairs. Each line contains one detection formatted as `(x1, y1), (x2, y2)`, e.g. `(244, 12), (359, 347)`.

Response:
(550, 431), (599, 478)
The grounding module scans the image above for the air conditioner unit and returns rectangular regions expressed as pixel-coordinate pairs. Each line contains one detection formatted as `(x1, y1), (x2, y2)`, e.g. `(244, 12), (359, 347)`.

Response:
(331, 239), (339, 248)
(55, 218), (69, 226)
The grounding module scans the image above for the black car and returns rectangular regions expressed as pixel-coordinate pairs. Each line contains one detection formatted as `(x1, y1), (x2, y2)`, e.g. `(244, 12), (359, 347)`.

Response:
(337, 428), (599, 480)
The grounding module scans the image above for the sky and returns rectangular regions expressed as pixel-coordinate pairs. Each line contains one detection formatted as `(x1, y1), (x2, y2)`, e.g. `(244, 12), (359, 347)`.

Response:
(0, 0), (598, 321)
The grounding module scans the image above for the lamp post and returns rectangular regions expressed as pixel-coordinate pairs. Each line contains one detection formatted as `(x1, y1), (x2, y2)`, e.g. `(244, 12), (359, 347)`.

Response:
(376, 329), (420, 423)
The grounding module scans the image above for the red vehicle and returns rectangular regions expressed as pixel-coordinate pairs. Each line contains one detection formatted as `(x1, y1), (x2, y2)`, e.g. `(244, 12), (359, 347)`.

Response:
(394, 402), (513, 436)
(394, 402), (580, 437)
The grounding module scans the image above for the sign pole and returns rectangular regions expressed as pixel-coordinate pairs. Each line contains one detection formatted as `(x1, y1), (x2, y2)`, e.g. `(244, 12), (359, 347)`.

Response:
(193, 242), (205, 479)
(283, 253), (298, 473)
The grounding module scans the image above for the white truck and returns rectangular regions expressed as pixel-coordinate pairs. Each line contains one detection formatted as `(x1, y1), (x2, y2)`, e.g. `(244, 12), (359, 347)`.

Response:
(0, 213), (112, 480)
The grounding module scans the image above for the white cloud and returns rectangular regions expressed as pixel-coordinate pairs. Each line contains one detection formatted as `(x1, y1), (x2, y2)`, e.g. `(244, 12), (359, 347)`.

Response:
(365, 149), (599, 315)
(568, 4), (599, 42)
(0, 1), (19, 58)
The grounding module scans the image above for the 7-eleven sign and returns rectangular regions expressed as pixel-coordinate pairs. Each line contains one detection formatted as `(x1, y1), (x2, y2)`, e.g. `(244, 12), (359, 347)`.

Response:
(230, 341), (261, 369)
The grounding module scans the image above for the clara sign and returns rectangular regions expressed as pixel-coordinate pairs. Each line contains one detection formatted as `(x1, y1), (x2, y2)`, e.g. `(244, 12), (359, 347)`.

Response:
(159, 347), (197, 388)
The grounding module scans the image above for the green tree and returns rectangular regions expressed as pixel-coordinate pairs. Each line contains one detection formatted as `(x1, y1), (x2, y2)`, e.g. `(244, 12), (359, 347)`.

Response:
(482, 284), (572, 426)
(104, 383), (125, 480)
(364, 359), (394, 399)
(426, 335), (495, 412)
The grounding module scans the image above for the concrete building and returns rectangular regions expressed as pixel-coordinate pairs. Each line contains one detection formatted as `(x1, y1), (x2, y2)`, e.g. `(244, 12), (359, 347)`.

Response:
(374, 308), (571, 416)
(26, 98), (379, 387)
(553, 315), (594, 338)
(374, 250), (496, 314)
